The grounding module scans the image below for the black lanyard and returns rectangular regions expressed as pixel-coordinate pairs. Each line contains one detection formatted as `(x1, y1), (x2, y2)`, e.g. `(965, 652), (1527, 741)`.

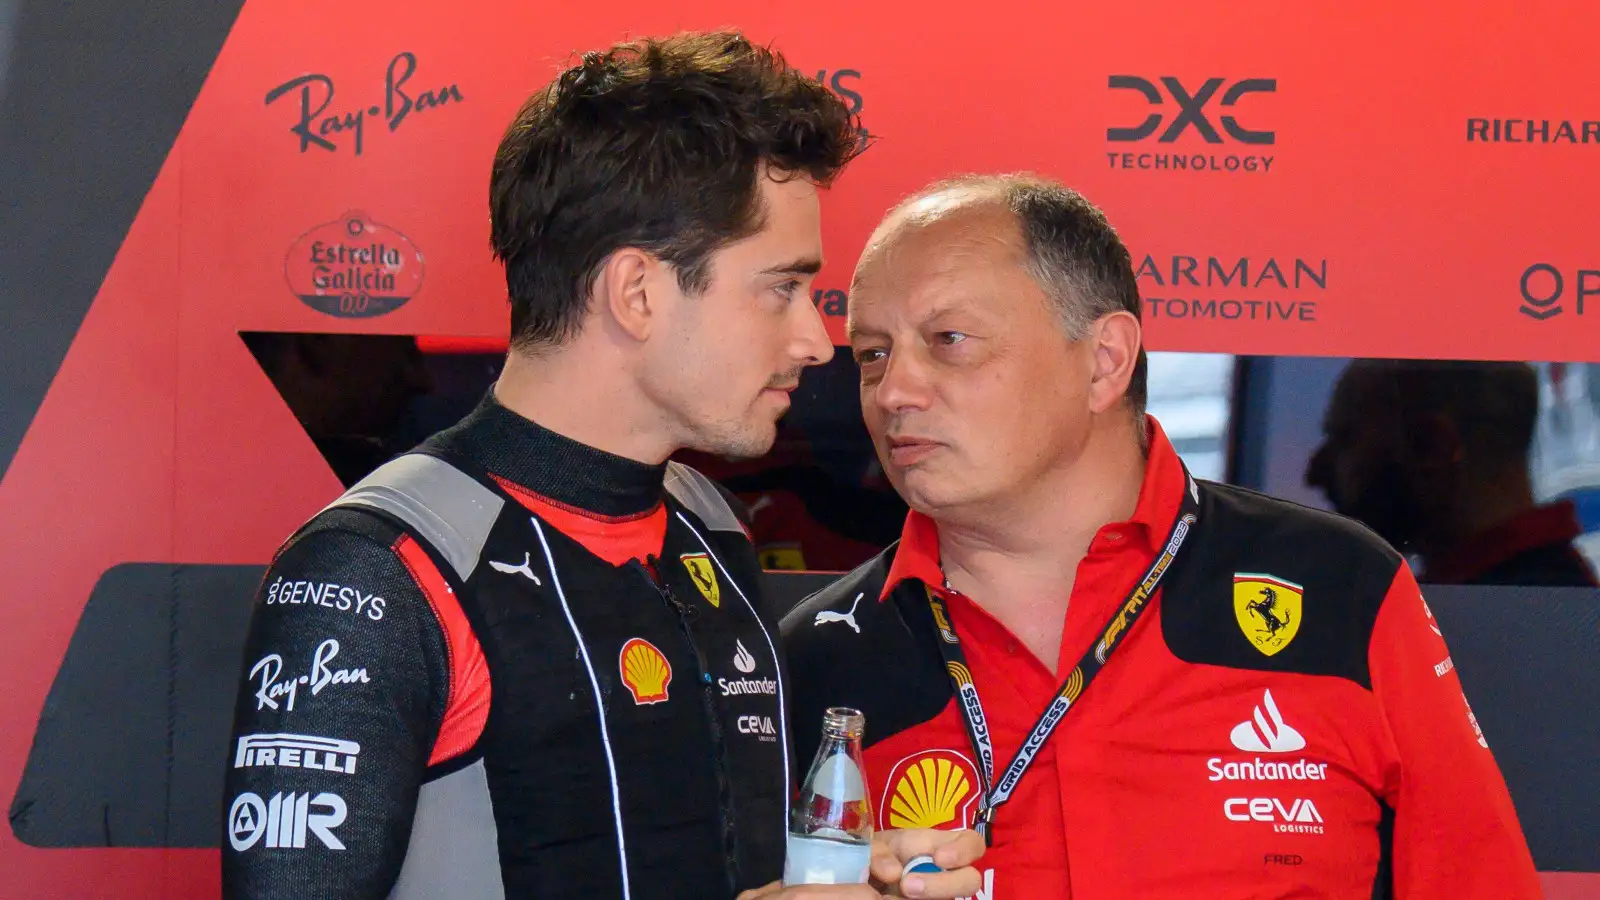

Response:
(925, 469), (1201, 845)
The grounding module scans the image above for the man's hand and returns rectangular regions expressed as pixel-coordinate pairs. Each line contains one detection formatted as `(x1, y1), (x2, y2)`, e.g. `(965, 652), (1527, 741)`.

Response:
(735, 882), (883, 900)
(735, 829), (984, 900)
(869, 828), (986, 899)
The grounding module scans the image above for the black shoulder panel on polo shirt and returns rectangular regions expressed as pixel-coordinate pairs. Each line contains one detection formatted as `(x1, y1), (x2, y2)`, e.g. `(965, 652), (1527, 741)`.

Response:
(780, 547), (953, 769)
(1159, 481), (1405, 691)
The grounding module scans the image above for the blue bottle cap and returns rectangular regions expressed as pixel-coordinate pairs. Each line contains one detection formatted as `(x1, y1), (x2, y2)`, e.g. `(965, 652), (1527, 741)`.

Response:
(904, 854), (943, 874)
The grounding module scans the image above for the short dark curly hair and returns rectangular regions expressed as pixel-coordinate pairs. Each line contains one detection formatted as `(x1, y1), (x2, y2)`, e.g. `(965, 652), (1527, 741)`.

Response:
(490, 32), (864, 349)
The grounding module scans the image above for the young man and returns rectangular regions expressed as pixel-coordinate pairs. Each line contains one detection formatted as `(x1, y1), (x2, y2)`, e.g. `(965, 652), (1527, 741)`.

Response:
(782, 174), (1542, 898)
(222, 34), (980, 900)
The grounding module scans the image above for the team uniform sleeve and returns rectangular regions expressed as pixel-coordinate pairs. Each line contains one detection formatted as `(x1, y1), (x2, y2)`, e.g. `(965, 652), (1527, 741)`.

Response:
(1367, 563), (1542, 899)
(221, 527), (449, 900)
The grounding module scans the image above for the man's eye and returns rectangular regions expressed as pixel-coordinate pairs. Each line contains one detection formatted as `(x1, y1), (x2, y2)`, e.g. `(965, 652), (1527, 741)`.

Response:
(854, 347), (886, 365)
(936, 332), (968, 345)
(776, 279), (802, 298)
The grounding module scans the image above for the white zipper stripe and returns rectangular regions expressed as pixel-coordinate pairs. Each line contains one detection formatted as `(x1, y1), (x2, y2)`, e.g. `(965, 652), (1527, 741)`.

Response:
(530, 516), (631, 899)
(676, 512), (791, 842)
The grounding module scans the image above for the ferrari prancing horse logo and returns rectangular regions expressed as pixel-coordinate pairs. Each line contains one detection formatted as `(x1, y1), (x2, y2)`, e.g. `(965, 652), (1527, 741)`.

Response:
(1233, 573), (1303, 656)
(680, 553), (720, 608)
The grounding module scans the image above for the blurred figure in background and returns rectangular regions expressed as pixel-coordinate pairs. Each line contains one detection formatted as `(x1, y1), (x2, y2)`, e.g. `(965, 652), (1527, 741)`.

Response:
(1307, 359), (1598, 586)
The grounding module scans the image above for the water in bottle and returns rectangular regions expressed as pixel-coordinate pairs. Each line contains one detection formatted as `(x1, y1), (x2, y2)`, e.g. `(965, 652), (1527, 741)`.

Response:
(784, 707), (874, 885)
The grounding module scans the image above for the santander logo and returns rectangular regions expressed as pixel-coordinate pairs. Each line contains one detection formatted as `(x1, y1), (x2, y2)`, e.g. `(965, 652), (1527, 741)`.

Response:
(1230, 689), (1306, 753)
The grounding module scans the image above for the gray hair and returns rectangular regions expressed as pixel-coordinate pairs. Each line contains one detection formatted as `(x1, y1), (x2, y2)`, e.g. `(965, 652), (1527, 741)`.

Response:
(881, 172), (1148, 415)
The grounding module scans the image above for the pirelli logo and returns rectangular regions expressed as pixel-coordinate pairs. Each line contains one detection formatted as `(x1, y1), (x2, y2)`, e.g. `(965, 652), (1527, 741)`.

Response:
(235, 733), (360, 775)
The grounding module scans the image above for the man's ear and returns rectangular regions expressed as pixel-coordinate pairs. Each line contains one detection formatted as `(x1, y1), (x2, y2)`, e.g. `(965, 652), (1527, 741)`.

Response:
(1087, 310), (1142, 415)
(592, 247), (659, 342)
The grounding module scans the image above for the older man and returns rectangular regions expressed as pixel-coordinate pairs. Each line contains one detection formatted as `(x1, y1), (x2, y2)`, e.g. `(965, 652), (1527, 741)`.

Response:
(782, 174), (1540, 899)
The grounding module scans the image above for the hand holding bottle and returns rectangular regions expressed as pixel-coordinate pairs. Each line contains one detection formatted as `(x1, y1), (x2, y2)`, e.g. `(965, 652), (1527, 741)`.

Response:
(771, 707), (986, 899)
(738, 827), (985, 900)
(867, 828), (986, 898)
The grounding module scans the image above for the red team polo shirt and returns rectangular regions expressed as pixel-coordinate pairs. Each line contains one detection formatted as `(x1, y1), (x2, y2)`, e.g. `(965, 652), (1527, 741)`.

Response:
(782, 420), (1542, 899)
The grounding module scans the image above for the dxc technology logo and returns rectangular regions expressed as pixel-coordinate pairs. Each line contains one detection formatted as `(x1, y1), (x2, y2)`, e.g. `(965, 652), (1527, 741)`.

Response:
(1106, 76), (1277, 174)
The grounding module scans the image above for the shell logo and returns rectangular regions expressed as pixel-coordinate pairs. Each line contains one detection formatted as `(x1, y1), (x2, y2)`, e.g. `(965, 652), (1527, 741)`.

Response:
(618, 638), (672, 705)
(881, 749), (981, 831)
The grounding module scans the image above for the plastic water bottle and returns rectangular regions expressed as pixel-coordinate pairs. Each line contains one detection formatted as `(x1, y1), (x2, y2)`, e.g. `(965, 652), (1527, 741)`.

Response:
(784, 707), (874, 885)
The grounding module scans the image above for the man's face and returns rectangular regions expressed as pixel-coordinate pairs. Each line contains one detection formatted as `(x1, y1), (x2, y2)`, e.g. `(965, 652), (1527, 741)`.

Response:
(642, 172), (834, 459)
(1305, 370), (1424, 547)
(847, 205), (1095, 516)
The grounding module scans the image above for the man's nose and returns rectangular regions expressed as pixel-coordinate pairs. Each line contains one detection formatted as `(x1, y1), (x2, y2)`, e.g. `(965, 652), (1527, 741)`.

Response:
(873, 348), (933, 415)
(790, 296), (836, 368)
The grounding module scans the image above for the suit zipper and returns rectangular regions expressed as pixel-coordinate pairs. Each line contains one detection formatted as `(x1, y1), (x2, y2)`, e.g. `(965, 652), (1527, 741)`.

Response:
(638, 558), (741, 896)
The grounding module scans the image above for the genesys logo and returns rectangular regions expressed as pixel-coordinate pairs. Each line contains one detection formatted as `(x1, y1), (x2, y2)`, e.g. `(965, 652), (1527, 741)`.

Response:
(1137, 253), (1326, 324)
(1467, 117), (1599, 146)
(1518, 263), (1597, 320)
(265, 577), (386, 621)
(1107, 76), (1277, 175)
(229, 791), (347, 851)
(264, 51), (464, 157)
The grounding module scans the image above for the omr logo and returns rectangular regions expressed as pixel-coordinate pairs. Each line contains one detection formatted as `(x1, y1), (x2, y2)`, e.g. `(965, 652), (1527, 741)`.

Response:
(1519, 263), (1598, 320)
(1107, 76), (1277, 145)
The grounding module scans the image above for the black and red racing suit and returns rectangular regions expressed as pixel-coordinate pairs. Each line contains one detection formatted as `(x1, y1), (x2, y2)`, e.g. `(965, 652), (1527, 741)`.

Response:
(221, 394), (792, 899)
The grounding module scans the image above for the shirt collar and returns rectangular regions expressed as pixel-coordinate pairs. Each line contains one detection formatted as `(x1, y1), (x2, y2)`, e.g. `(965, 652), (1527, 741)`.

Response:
(880, 416), (1188, 601)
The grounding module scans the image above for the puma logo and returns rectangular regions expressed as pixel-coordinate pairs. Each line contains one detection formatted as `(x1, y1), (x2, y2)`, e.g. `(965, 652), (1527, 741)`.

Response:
(814, 592), (864, 634)
(489, 552), (542, 585)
